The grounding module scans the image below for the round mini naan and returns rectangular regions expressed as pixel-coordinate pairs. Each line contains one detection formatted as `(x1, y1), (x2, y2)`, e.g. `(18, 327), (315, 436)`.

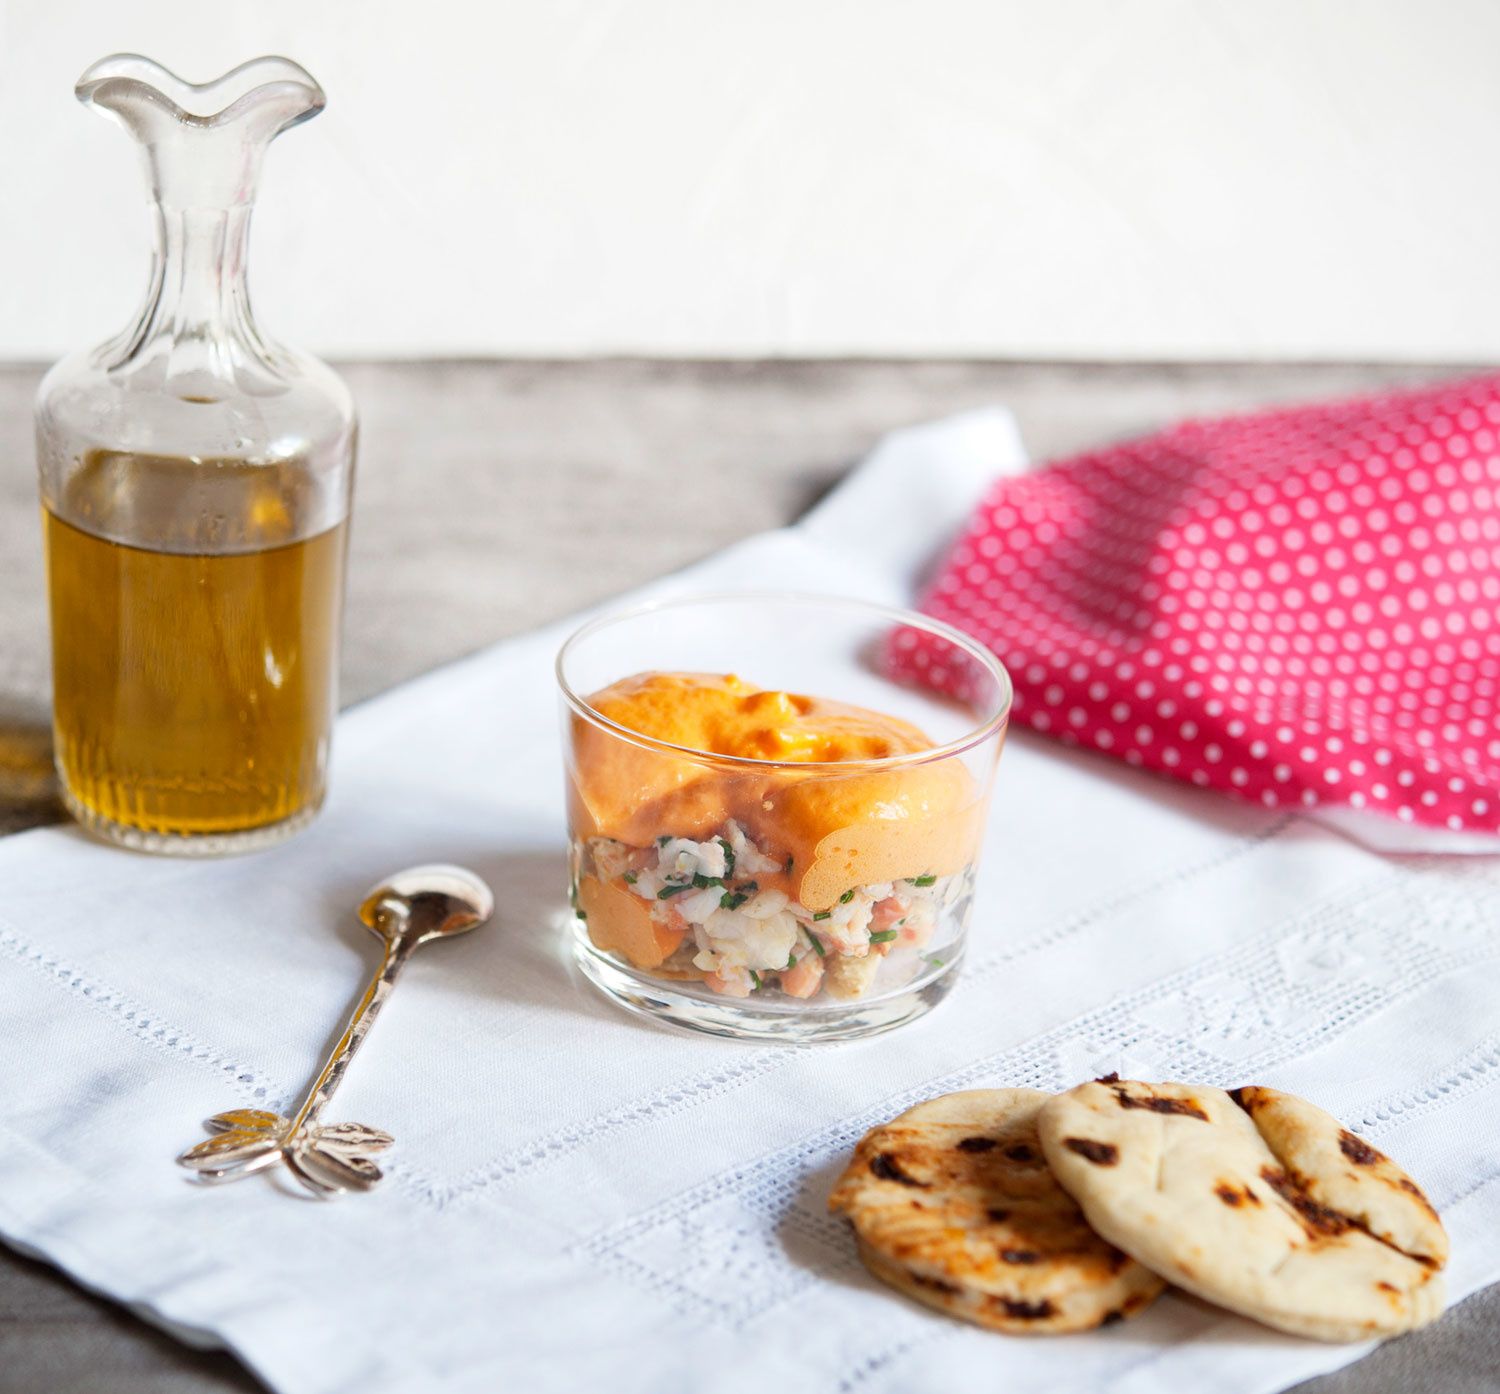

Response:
(829, 1088), (1166, 1334)
(1037, 1078), (1446, 1342)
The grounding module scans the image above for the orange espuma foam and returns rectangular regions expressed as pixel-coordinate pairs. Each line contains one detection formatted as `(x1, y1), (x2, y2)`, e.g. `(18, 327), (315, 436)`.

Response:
(569, 672), (985, 912)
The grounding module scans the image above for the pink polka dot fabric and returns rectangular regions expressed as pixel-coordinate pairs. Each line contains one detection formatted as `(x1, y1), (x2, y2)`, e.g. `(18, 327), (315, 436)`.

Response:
(893, 374), (1500, 837)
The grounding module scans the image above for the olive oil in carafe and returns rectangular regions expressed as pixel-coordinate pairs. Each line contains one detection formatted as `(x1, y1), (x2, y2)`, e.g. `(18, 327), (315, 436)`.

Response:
(44, 451), (347, 841)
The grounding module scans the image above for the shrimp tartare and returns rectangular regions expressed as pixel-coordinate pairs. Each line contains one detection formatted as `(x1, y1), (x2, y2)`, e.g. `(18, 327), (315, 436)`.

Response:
(565, 672), (985, 1004)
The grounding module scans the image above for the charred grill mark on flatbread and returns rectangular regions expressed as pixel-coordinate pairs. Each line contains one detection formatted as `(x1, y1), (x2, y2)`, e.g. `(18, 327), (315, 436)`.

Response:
(1339, 1131), (1382, 1166)
(994, 1297), (1055, 1321)
(1260, 1167), (1353, 1238)
(910, 1272), (961, 1296)
(1396, 1176), (1441, 1221)
(1258, 1165), (1441, 1266)
(1063, 1137), (1120, 1165)
(869, 1152), (926, 1187)
(999, 1248), (1039, 1265)
(1110, 1084), (1208, 1120)
(957, 1136), (998, 1153)
(1003, 1142), (1036, 1162)
(1215, 1182), (1261, 1207)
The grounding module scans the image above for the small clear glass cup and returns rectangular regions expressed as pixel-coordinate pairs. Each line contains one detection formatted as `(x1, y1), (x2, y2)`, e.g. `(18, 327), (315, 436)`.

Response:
(556, 593), (1010, 1042)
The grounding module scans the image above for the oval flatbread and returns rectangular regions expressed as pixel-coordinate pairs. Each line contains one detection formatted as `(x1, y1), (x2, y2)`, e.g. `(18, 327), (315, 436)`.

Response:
(829, 1089), (1166, 1334)
(1037, 1078), (1445, 1342)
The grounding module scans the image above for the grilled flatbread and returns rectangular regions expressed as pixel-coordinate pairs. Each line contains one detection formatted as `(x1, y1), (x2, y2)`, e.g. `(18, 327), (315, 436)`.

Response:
(1038, 1078), (1445, 1342)
(829, 1089), (1166, 1333)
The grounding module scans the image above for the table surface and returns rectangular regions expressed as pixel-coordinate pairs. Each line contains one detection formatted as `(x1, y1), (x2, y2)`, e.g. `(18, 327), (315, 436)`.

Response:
(1, 359), (1495, 1393)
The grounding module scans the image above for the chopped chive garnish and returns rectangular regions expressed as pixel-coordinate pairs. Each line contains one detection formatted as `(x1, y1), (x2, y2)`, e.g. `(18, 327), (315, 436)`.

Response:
(749, 970), (762, 991)
(812, 911), (831, 921)
(623, 872), (637, 885)
(739, 881), (759, 897)
(718, 838), (736, 874)
(657, 883), (692, 899)
(870, 929), (898, 944)
(924, 954), (945, 968)
(692, 873), (723, 888)
(720, 891), (749, 910)
(839, 889), (855, 904)
(577, 910), (587, 921)
(911, 874), (937, 887)
(658, 835), (671, 845)
(806, 933), (826, 958)
(786, 951), (797, 969)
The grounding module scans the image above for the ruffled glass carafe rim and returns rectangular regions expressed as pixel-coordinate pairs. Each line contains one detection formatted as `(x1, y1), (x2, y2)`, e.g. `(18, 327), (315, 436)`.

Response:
(76, 53), (324, 132)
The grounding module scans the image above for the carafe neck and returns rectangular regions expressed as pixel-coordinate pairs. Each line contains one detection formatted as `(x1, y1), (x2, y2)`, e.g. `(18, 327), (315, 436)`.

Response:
(77, 54), (325, 390)
(117, 202), (260, 383)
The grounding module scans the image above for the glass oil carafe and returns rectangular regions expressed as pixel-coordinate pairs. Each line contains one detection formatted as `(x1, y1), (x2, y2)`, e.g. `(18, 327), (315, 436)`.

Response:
(36, 56), (356, 854)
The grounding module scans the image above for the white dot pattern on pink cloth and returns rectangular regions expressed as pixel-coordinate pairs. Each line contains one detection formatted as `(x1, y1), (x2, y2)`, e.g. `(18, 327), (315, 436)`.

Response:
(891, 374), (1500, 835)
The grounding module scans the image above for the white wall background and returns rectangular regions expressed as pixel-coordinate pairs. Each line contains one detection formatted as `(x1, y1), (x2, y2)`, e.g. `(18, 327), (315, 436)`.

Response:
(0, 0), (1497, 361)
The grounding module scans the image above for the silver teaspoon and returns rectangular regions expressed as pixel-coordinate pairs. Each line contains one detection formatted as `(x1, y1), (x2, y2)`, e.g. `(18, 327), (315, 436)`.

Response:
(177, 864), (494, 1197)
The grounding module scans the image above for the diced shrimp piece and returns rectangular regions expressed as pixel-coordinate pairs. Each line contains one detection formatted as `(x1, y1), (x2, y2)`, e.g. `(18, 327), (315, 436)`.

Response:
(780, 951), (824, 999)
(722, 819), (782, 875)
(657, 902), (691, 937)
(897, 899), (937, 948)
(695, 907), (798, 970)
(614, 846), (660, 898)
(588, 837), (636, 881)
(677, 885), (726, 924)
(871, 896), (908, 931)
(822, 896), (875, 954)
(660, 835), (728, 881)
(740, 888), (790, 919)
(705, 966), (754, 997)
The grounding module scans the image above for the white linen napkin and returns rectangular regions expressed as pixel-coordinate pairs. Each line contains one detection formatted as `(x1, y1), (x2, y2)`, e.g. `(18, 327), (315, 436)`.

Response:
(1, 409), (1497, 1394)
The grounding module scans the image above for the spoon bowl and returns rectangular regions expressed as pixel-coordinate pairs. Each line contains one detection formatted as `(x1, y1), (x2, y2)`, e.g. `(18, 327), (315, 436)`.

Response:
(359, 863), (495, 945)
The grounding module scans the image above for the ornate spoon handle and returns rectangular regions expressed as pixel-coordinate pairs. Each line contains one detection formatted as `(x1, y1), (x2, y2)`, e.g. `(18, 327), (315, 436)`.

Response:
(176, 865), (493, 1198)
(289, 930), (414, 1137)
(277, 930), (418, 1193)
